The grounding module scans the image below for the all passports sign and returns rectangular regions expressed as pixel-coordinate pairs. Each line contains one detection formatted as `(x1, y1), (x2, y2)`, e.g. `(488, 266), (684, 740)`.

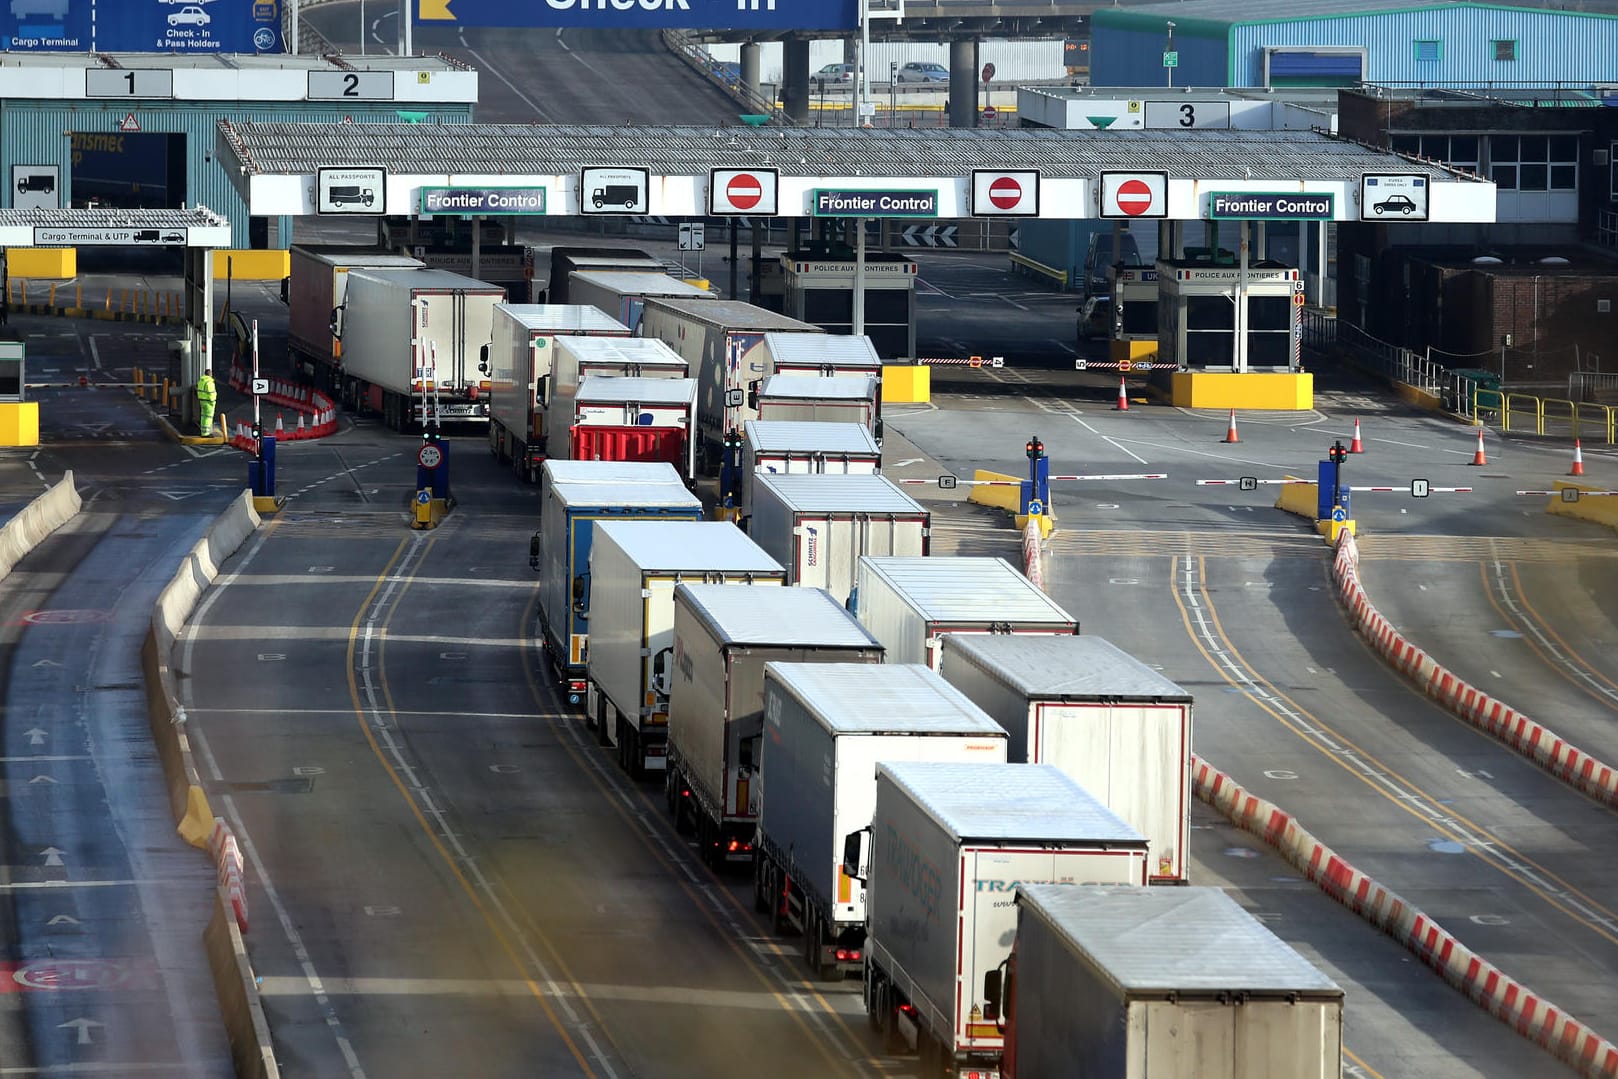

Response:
(414, 0), (859, 30)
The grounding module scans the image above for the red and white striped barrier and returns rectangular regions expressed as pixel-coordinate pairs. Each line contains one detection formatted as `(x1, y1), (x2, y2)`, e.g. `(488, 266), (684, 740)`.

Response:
(896, 473), (1167, 487)
(1191, 755), (1618, 1077)
(209, 817), (250, 933)
(1330, 530), (1618, 809)
(1022, 518), (1044, 591)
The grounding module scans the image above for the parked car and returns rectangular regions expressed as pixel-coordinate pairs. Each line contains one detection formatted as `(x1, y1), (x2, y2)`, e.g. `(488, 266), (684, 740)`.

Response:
(895, 61), (949, 84)
(1078, 294), (1113, 340)
(1373, 193), (1418, 215)
(814, 63), (856, 91)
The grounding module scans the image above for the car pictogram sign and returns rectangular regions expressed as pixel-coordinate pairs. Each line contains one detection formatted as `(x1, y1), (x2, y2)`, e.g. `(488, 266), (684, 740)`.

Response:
(970, 169), (1040, 217)
(1101, 172), (1168, 219)
(710, 168), (779, 216)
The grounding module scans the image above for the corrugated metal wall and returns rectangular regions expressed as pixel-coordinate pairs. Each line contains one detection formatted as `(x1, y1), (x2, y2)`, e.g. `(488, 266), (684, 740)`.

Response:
(706, 40), (1068, 84)
(3, 100), (472, 248)
(1231, 8), (1618, 86)
(1090, 24), (1229, 88)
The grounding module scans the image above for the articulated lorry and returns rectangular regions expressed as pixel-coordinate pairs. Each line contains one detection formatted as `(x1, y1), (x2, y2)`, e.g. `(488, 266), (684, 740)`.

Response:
(570, 376), (699, 480)
(486, 304), (631, 483)
(848, 762), (1148, 1078)
(759, 331), (883, 380)
(331, 268), (505, 429)
(748, 473), (929, 607)
(544, 336), (687, 466)
(939, 634), (1193, 884)
(740, 419), (882, 519)
(755, 374), (881, 434)
(533, 460), (702, 704)
(999, 884), (1344, 1079)
(286, 245), (424, 392)
(854, 557), (1078, 669)
(755, 662), (1007, 980)
(587, 521), (785, 777)
(665, 584), (884, 868)
(545, 247), (664, 305)
(567, 270), (714, 332)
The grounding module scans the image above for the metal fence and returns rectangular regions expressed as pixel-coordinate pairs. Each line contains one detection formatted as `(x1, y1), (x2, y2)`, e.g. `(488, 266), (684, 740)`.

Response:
(662, 30), (791, 126)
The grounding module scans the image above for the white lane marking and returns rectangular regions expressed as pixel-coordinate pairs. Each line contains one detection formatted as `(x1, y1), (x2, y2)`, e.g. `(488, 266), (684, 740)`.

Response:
(1071, 415), (1148, 465)
(462, 46), (557, 123)
(181, 526), (368, 1079)
(0, 755), (90, 763)
(0, 879), (170, 891)
(1488, 557), (1618, 708)
(555, 28), (570, 51)
(1046, 337), (1077, 355)
(188, 708), (563, 720)
(0, 1063), (191, 1074)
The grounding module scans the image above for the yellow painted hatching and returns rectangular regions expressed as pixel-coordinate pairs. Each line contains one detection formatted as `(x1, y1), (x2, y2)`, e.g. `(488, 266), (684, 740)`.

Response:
(881, 365), (930, 404)
(1169, 372), (1314, 411)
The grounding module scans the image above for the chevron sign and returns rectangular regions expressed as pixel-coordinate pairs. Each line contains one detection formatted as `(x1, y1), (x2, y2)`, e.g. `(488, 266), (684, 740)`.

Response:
(900, 224), (958, 247)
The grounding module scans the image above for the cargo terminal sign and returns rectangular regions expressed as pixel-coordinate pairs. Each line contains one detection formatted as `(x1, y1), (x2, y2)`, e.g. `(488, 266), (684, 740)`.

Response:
(414, 0), (858, 30)
(811, 190), (939, 218)
(1207, 192), (1335, 220)
(420, 187), (548, 215)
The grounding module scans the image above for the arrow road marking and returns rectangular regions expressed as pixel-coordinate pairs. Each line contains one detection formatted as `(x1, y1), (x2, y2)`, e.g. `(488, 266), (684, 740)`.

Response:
(47, 914), (81, 926)
(25, 728), (46, 745)
(58, 1018), (103, 1046)
(32, 659), (62, 669)
(40, 847), (65, 867)
(29, 775), (58, 785)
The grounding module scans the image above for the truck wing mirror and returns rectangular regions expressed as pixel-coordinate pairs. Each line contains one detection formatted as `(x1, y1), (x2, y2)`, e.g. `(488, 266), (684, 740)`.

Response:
(529, 533), (541, 572)
(841, 827), (870, 883)
(478, 343), (491, 376)
(536, 375), (550, 407)
(571, 574), (588, 612)
(983, 966), (1004, 1020)
(329, 304), (345, 340)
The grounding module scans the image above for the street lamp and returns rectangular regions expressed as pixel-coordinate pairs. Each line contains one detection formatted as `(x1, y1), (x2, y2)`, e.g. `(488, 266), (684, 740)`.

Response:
(889, 61), (898, 126)
(1165, 20), (1176, 89)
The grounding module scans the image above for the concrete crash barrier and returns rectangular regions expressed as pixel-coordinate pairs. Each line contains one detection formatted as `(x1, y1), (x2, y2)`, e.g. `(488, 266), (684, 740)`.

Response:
(1548, 481), (1618, 537)
(204, 888), (280, 1079)
(1272, 475), (1319, 523)
(1191, 755), (1618, 1078)
(1329, 529), (1618, 810)
(1022, 518), (1045, 591)
(144, 491), (263, 847)
(966, 469), (1021, 513)
(0, 471), (81, 583)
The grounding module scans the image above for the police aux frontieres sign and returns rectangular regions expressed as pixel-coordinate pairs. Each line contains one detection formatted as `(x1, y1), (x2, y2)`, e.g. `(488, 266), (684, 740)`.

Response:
(414, 0), (858, 31)
(6, 0), (283, 53)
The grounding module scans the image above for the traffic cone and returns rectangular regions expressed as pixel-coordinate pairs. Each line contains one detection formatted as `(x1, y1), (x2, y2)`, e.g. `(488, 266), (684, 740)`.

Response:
(1570, 438), (1585, 477)
(1222, 408), (1240, 444)
(294, 414), (307, 439)
(1114, 376), (1129, 411)
(1349, 418), (1364, 454)
(1469, 427), (1487, 466)
(275, 412), (285, 436)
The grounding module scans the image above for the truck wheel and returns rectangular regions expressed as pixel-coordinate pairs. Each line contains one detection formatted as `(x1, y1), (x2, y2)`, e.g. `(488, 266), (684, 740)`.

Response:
(752, 858), (770, 913)
(865, 976), (885, 1033)
(596, 697), (613, 748)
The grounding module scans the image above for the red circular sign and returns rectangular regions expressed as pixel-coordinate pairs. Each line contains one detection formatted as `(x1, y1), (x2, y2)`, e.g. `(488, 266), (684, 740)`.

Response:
(726, 173), (763, 211)
(1115, 178), (1154, 216)
(982, 62), (995, 83)
(988, 176), (1021, 209)
(982, 106), (998, 120)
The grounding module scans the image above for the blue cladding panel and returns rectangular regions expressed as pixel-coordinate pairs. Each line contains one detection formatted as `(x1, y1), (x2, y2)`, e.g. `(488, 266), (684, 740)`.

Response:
(1092, 27), (1228, 88)
(414, 0), (858, 30)
(3, 0), (283, 54)
(1268, 51), (1362, 76)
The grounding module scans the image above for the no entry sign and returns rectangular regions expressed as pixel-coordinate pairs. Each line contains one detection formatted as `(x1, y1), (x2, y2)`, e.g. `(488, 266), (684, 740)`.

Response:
(710, 167), (780, 215)
(970, 169), (1040, 217)
(1100, 171), (1168, 219)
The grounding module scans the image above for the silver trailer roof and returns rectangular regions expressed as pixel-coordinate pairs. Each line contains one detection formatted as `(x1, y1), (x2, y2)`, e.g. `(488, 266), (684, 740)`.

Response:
(1018, 885), (1344, 997)
(675, 584), (883, 651)
(570, 271), (714, 298)
(542, 460), (685, 486)
(860, 557), (1077, 626)
(574, 376), (697, 405)
(758, 375), (878, 401)
(941, 635), (1191, 703)
(762, 332), (881, 367)
(594, 521), (784, 575)
(551, 481), (702, 511)
(348, 266), (505, 293)
(744, 420), (879, 455)
(557, 336), (686, 368)
(297, 247), (424, 270)
(881, 762), (1145, 845)
(764, 662), (1004, 736)
(754, 473), (926, 517)
(642, 297), (821, 332)
(497, 303), (629, 334)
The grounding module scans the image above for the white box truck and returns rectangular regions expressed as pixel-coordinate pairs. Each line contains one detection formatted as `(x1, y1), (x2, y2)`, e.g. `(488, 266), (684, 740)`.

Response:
(755, 662), (1007, 979)
(570, 376), (699, 481)
(740, 420), (881, 519)
(666, 584), (884, 868)
(331, 268), (505, 428)
(849, 762), (1149, 1075)
(760, 331), (883, 380)
(287, 246), (425, 392)
(485, 304), (630, 483)
(545, 337), (688, 465)
(587, 521), (785, 777)
(567, 270), (714, 331)
(534, 464), (702, 704)
(636, 298), (822, 473)
(999, 885), (1344, 1079)
(939, 634), (1193, 884)
(854, 557), (1079, 669)
(755, 374), (881, 435)
(748, 473), (929, 607)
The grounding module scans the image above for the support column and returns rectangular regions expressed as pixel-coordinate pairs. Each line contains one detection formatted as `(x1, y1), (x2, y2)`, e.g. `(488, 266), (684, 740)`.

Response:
(740, 42), (761, 96)
(844, 36), (861, 127)
(1234, 219), (1250, 372)
(948, 38), (977, 128)
(782, 37), (811, 124)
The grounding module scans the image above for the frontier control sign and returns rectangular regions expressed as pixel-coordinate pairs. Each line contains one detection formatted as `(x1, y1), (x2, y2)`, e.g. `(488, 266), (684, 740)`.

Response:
(811, 190), (938, 218)
(1208, 192), (1335, 220)
(420, 187), (547, 215)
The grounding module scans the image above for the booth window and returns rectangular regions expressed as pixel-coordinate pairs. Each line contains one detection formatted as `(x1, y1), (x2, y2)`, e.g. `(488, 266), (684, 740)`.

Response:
(1413, 39), (1442, 62)
(1492, 39), (1518, 62)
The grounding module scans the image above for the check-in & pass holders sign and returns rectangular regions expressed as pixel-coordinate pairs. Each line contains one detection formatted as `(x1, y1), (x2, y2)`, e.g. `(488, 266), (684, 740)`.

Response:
(1207, 192), (1334, 220)
(420, 188), (547, 215)
(811, 190), (938, 217)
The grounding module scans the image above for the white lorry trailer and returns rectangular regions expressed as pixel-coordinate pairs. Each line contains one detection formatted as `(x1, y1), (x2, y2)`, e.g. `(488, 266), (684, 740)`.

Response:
(569, 376), (699, 481)
(740, 419), (881, 519)
(748, 473), (929, 607)
(755, 374), (881, 435)
(999, 885), (1344, 1079)
(331, 268), (505, 429)
(666, 584), (885, 868)
(587, 521), (785, 777)
(285, 246), (425, 392)
(636, 298), (822, 474)
(755, 662), (1007, 979)
(566, 270), (714, 331)
(853, 557), (1079, 669)
(534, 462), (702, 704)
(849, 762), (1149, 1077)
(485, 304), (630, 483)
(759, 331), (883, 380)
(544, 337), (688, 465)
(938, 634), (1193, 884)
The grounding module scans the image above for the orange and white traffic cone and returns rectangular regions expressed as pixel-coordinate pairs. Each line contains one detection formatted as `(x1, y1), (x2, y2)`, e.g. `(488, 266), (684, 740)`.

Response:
(1349, 417), (1364, 454)
(1469, 427), (1487, 466)
(1222, 408), (1240, 444)
(1114, 376), (1129, 412)
(294, 414), (307, 439)
(1570, 438), (1585, 477)
(275, 412), (285, 436)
